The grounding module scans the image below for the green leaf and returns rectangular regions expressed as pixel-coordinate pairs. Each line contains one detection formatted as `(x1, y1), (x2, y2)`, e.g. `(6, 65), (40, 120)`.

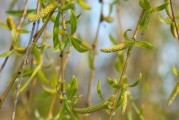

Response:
(7, 9), (35, 17)
(77, 0), (91, 10)
(129, 73), (142, 87)
(168, 80), (179, 105)
(68, 76), (78, 99)
(38, 70), (49, 83)
(0, 49), (14, 57)
(70, 10), (77, 35)
(139, 11), (151, 32)
(115, 53), (124, 73)
(61, 1), (75, 11)
(71, 37), (91, 53)
(65, 101), (80, 120)
(139, 0), (151, 10)
(53, 13), (60, 48)
(158, 13), (172, 25)
(34, 92), (51, 100)
(17, 29), (29, 33)
(97, 80), (105, 101)
(124, 29), (132, 41)
(88, 51), (94, 69)
(150, 3), (169, 13)
(134, 41), (153, 49)
(109, 33), (118, 45)
(172, 65), (179, 76)
(106, 77), (121, 89)
(0, 21), (9, 29)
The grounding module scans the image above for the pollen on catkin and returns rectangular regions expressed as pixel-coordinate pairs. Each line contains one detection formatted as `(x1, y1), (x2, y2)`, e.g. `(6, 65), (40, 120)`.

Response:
(100, 41), (133, 53)
(120, 83), (128, 114)
(72, 102), (108, 114)
(28, 1), (58, 22)
(164, 0), (172, 18)
(168, 80), (179, 105)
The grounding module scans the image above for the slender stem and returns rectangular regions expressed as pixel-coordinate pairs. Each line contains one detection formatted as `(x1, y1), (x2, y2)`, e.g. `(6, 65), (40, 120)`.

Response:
(169, 0), (179, 40)
(0, 0), (28, 75)
(57, 0), (66, 101)
(0, 10), (54, 109)
(109, 10), (145, 120)
(86, 0), (103, 107)
(48, 94), (57, 119)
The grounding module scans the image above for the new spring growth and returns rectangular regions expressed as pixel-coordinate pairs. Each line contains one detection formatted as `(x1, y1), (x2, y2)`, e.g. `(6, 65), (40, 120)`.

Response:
(164, 0), (172, 18)
(28, 1), (58, 22)
(168, 80), (179, 105)
(72, 101), (108, 114)
(170, 23), (178, 39)
(100, 41), (133, 53)
(121, 83), (128, 114)
(7, 16), (16, 30)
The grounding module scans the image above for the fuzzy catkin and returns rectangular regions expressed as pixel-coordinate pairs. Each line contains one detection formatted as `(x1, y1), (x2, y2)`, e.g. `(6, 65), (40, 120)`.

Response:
(28, 1), (58, 22)
(7, 16), (16, 30)
(100, 41), (133, 53)
(121, 84), (128, 114)
(72, 102), (108, 114)
(168, 80), (179, 105)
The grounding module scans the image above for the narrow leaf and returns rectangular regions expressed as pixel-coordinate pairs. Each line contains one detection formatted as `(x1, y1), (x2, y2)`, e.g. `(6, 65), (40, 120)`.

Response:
(150, 3), (169, 13)
(172, 65), (179, 76)
(109, 33), (118, 45)
(71, 37), (91, 52)
(70, 10), (77, 35)
(53, 13), (60, 48)
(0, 49), (14, 57)
(97, 80), (105, 101)
(77, 0), (91, 10)
(68, 76), (78, 99)
(129, 73), (142, 87)
(168, 80), (179, 105)
(134, 41), (153, 49)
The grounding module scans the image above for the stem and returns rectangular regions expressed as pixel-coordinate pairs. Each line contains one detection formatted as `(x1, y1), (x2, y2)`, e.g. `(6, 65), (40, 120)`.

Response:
(86, 0), (104, 107)
(169, 0), (179, 40)
(57, 0), (66, 101)
(48, 94), (57, 119)
(0, 0), (28, 75)
(109, 10), (145, 120)
(0, 10), (54, 109)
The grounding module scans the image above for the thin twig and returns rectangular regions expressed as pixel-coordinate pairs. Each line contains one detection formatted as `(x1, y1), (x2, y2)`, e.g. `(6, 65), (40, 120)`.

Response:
(169, 0), (179, 40)
(86, 0), (104, 107)
(109, 10), (145, 120)
(0, 0), (28, 75)
(0, 10), (54, 109)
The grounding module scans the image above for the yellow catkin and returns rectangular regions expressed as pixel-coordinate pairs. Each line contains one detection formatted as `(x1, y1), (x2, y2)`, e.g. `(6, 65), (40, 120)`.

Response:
(28, 1), (58, 22)
(72, 102), (108, 114)
(100, 41), (133, 53)
(7, 16), (16, 30)
(120, 83), (128, 114)
(168, 80), (179, 105)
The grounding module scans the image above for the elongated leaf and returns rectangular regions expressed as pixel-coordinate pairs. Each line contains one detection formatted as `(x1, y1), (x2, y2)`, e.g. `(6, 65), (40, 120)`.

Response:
(129, 73), (142, 87)
(53, 13), (60, 48)
(106, 77), (121, 89)
(172, 65), (179, 76)
(158, 13), (172, 25)
(139, 0), (151, 10)
(71, 37), (91, 52)
(0, 22), (9, 29)
(38, 70), (49, 83)
(150, 3), (168, 13)
(70, 10), (77, 35)
(88, 51), (94, 69)
(0, 49), (14, 57)
(97, 80), (105, 101)
(109, 33), (118, 45)
(168, 80), (179, 105)
(68, 76), (78, 99)
(134, 41), (153, 49)
(77, 0), (91, 10)
(124, 29), (132, 41)
(139, 11), (151, 32)
(7, 9), (35, 17)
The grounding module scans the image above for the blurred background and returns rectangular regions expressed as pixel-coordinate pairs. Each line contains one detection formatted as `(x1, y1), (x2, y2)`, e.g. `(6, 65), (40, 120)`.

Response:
(0, 0), (179, 120)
